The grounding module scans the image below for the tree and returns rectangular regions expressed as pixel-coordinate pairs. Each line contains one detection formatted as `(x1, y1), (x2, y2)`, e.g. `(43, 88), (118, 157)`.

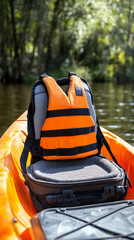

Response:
(1, 0), (134, 84)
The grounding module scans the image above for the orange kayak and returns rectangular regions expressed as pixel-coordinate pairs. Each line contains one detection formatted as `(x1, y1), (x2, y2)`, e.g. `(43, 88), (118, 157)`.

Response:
(0, 111), (134, 240)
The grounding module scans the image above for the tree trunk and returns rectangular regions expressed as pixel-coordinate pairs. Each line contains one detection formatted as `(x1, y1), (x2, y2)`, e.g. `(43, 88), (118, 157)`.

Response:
(9, 0), (22, 83)
(1, 37), (12, 84)
(45, 0), (61, 72)
(29, 25), (41, 72)
(19, 1), (32, 62)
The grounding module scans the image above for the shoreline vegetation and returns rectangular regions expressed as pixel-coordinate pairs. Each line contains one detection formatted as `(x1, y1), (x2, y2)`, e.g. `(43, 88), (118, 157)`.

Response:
(22, 65), (94, 84)
(1, 0), (134, 84)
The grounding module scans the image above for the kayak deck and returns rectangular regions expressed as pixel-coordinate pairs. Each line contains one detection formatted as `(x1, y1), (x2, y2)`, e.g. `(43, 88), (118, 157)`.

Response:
(0, 111), (134, 240)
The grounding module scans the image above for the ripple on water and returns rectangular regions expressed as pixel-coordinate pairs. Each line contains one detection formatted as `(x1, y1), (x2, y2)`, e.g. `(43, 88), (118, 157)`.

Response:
(120, 117), (126, 120)
(125, 133), (131, 137)
(97, 109), (103, 113)
(119, 102), (126, 106)
(116, 109), (120, 112)
(107, 125), (120, 129)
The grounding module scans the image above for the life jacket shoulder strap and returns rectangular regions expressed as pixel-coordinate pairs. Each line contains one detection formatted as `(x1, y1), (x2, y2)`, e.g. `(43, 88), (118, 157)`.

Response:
(20, 80), (44, 179)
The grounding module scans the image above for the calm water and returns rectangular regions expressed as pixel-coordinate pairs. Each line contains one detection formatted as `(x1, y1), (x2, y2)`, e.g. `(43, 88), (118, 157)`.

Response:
(0, 82), (134, 146)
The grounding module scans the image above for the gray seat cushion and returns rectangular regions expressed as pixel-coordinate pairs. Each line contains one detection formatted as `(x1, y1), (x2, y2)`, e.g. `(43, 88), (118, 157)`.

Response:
(31, 155), (122, 183)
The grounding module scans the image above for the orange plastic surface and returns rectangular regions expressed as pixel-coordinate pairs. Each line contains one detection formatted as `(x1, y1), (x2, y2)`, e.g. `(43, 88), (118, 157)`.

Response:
(0, 111), (134, 239)
(0, 112), (37, 240)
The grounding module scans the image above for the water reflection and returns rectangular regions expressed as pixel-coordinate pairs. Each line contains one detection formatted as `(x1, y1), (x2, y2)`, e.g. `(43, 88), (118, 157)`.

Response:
(0, 82), (134, 146)
(0, 84), (32, 136)
(91, 82), (134, 146)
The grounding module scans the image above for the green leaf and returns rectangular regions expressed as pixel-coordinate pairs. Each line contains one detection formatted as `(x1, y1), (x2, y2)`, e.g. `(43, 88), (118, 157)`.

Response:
(118, 51), (125, 65)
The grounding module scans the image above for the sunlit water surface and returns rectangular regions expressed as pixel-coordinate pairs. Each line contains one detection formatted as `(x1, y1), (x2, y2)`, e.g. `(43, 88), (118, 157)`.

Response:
(0, 82), (134, 146)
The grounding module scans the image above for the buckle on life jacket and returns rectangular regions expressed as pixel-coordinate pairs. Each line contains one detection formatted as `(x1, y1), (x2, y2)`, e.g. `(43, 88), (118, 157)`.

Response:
(68, 72), (77, 77)
(39, 73), (48, 80)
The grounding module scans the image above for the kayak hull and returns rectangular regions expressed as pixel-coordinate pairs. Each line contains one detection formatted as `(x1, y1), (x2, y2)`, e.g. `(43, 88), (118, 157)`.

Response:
(0, 111), (134, 239)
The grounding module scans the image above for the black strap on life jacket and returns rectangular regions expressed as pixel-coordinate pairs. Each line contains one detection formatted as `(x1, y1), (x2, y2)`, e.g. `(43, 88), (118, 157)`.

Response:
(97, 118), (131, 188)
(20, 80), (42, 180)
(20, 121), (32, 179)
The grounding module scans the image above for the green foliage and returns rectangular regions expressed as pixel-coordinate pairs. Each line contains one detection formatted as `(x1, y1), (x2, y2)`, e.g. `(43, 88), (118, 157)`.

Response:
(23, 74), (38, 83)
(0, 0), (134, 83)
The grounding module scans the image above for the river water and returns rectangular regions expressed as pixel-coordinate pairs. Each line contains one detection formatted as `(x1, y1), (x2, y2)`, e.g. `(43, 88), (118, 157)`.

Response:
(0, 82), (134, 146)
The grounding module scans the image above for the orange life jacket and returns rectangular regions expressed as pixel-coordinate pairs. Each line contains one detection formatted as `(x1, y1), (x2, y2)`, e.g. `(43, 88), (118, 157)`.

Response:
(40, 75), (98, 160)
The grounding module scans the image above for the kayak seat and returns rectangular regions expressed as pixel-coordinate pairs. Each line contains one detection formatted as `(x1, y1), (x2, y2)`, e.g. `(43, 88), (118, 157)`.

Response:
(26, 155), (128, 211)
(30, 156), (120, 183)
